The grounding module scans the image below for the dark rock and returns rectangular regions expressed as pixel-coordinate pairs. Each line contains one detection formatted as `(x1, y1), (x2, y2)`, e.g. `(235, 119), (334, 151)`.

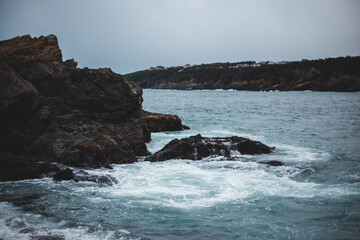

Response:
(259, 160), (284, 166)
(0, 34), (152, 175)
(0, 153), (60, 181)
(73, 170), (117, 185)
(0, 62), (50, 150)
(104, 164), (114, 169)
(32, 235), (65, 240)
(96, 175), (115, 185)
(53, 168), (74, 181)
(36, 162), (62, 176)
(143, 110), (190, 132)
(145, 134), (274, 162)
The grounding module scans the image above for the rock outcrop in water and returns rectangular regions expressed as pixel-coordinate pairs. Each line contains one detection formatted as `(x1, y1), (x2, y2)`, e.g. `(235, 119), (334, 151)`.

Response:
(143, 110), (190, 132)
(52, 168), (117, 185)
(0, 34), (153, 179)
(145, 134), (274, 162)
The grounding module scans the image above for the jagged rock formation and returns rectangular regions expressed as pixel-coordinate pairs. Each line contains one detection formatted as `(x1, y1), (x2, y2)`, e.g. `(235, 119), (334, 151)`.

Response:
(145, 134), (274, 162)
(125, 57), (360, 91)
(143, 110), (190, 132)
(0, 34), (151, 177)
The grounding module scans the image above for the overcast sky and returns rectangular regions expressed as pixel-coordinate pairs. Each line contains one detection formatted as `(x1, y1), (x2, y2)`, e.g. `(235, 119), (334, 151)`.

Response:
(1, 0), (359, 74)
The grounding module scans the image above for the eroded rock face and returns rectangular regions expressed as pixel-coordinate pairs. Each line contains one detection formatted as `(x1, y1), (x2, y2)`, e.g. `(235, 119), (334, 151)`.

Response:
(145, 134), (274, 162)
(143, 110), (190, 132)
(0, 34), (151, 174)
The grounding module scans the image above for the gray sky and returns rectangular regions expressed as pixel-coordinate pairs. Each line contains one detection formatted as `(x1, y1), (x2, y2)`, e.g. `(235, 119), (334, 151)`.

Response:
(1, 0), (360, 74)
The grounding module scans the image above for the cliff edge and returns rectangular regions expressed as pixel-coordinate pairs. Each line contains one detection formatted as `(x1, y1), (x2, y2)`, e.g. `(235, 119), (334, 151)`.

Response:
(0, 34), (151, 176)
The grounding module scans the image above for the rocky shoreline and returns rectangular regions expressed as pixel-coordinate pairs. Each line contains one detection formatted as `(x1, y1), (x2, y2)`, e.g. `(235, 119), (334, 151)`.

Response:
(0, 35), (275, 182)
(0, 35), (190, 181)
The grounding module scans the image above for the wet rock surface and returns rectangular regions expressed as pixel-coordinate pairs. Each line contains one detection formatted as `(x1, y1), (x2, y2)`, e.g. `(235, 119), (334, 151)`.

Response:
(143, 110), (190, 132)
(53, 168), (74, 181)
(145, 134), (275, 162)
(0, 34), (151, 177)
(52, 168), (117, 185)
(32, 235), (65, 240)
(73, 170), (118, 185)
(259, 160), (284, 166)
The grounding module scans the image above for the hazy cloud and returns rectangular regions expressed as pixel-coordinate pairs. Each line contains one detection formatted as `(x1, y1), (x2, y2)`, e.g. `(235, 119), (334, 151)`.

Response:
(1, 0), (359, 73)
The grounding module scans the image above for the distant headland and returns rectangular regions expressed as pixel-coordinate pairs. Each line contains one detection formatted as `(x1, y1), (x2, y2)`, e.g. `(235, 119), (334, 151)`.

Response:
(125, 57), (360, 91)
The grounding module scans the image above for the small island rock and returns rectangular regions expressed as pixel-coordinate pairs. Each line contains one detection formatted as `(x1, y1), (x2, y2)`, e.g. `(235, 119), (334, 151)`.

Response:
(143, 110), (190, 132)
(145, 134), (274, 162)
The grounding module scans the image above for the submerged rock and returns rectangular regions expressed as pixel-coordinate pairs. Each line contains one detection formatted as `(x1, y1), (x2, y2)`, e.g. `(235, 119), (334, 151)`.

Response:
(33, 235), (65, 240)
(0, 34), (152, 173)
(259, 160), (284, 167)
(145, 134), (275, 162)
(74, 170), (117, 185)
(52, 168), (117, 185)
(143, 110), (190, 132)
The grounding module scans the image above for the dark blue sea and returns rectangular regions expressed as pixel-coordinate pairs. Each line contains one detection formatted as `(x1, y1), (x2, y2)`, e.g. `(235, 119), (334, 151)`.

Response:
(1, 90), (360, 239)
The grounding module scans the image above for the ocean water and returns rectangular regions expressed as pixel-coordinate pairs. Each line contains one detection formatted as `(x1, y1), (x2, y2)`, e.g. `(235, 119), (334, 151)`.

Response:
(1, 90), (360, 240)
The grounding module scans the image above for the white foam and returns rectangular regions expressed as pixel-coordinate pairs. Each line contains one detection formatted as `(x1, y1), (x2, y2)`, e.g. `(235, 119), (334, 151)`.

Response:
(79, 130), (337, 210)
(0, 202), (134, 240)
(274, 143), (331, 163)
(202, 129), (264, 140)
(75, 160), (357, 210)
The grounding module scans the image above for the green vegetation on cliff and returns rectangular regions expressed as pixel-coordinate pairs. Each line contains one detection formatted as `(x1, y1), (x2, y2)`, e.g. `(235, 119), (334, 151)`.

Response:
(125, 57), (360, 91)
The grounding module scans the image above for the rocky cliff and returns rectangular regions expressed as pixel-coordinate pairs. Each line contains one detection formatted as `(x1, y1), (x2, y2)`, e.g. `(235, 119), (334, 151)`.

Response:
(125, 57), (360, 91)
(0, 34), (151, 175)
